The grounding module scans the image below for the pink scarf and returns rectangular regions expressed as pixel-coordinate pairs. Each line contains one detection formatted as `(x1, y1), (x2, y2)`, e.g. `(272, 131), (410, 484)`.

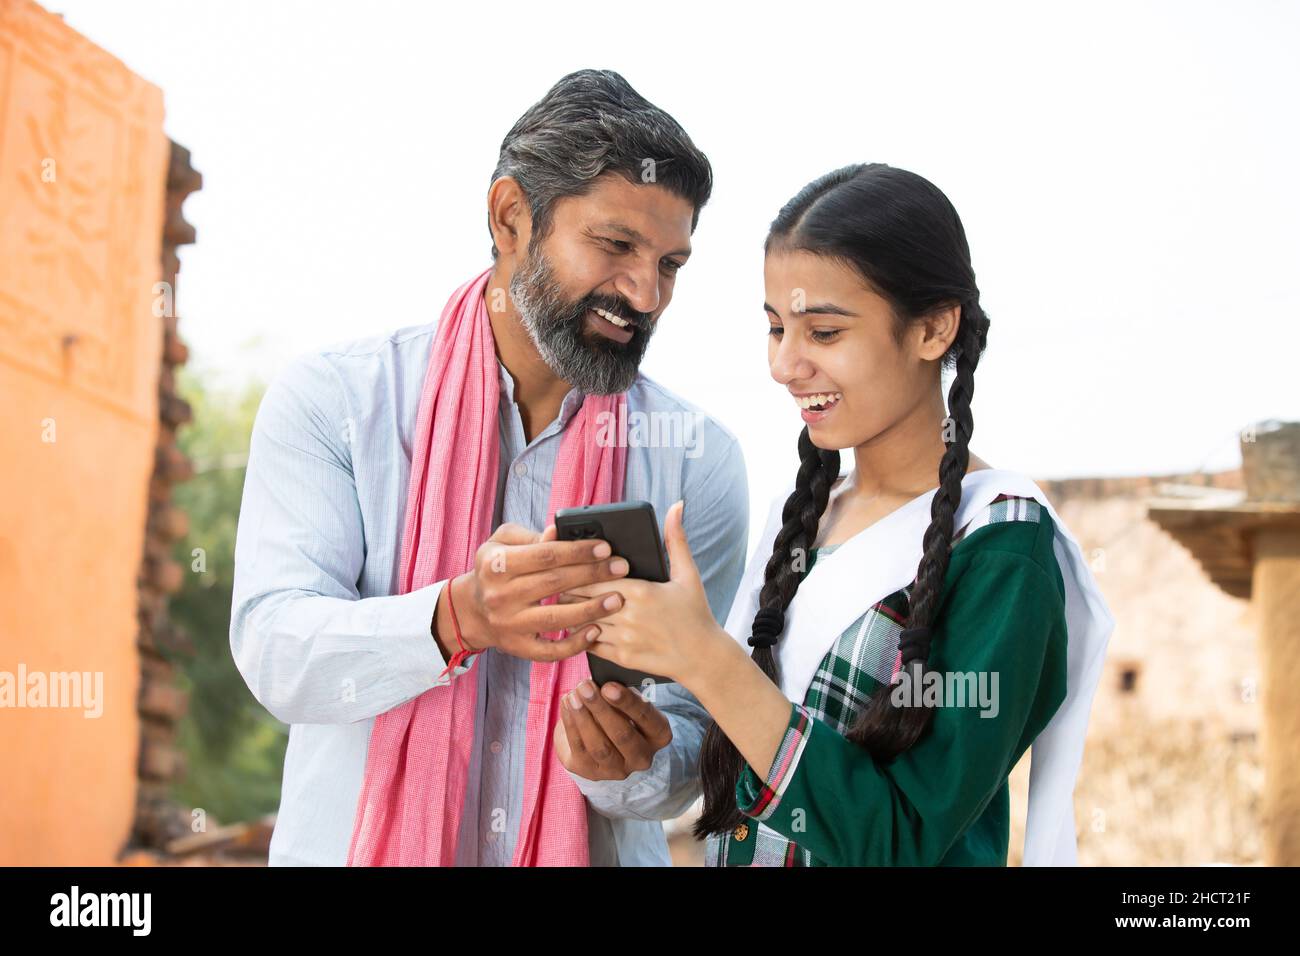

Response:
(346, 266), (628, 866)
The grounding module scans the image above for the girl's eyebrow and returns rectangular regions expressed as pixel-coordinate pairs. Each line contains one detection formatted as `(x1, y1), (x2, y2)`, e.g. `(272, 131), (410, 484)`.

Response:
(764, 301), (859, 317)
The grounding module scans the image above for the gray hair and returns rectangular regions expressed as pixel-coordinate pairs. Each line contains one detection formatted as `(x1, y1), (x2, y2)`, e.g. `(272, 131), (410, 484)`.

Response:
(489, 69), (713, 258)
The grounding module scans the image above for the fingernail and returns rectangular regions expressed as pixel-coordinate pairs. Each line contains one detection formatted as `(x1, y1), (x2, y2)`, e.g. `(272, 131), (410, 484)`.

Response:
(603, 683), (622, 701)
(585, 628), (599, 642)
(568, 692), (583, 710)
(578, 681), (596, 699)
(603, 594), (621, 611)
(592, 541), (611, 558)
(610, 558), (629, 575)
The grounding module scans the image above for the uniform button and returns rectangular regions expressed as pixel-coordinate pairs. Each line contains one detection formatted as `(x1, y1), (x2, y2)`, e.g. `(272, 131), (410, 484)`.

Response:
(513, 462), (527, 477)
(489, 740), (503, 754)
(486, 831), (498, 843)
(733, 823), (750, 842)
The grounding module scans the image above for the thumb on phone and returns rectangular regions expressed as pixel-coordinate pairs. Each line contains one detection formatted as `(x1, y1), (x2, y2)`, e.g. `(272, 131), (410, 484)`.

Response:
(663, 499), (699, 585)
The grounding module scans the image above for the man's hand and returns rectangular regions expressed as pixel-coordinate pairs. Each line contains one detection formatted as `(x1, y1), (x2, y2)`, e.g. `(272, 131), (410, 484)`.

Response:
(553, 680), (673, 781)
(433, 522), (629, 663)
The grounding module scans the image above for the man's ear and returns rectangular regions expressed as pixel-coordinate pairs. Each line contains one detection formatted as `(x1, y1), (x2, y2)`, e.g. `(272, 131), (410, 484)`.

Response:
(915, 303), (962, 362)
(487, 176), (532, 259)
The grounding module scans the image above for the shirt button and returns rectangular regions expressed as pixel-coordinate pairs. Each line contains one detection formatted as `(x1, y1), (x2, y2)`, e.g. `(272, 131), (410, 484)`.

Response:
(486, 831), (498, 843)
(733, 823), (750, 842)
(489, 740), (503, 754)
(513, 462), (527, 477)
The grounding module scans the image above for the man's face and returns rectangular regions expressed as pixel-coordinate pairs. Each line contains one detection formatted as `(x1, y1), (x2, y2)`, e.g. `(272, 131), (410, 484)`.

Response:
(509, 173), (695, 394)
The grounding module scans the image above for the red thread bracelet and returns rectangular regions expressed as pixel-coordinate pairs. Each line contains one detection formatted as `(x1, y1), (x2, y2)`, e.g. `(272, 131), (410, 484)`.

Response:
(438, 578), (480, 679)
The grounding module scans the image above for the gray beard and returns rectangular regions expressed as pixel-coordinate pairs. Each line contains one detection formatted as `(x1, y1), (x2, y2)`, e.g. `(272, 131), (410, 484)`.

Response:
(508, 249), (654, 396)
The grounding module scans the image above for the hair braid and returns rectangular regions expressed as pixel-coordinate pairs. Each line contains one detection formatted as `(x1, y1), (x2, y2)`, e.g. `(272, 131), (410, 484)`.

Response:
(692, 427), (839, 838)
(844, 300), (990, 758)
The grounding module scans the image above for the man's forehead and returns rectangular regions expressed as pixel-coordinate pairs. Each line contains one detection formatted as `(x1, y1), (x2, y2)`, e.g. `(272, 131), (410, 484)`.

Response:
(560, 176), (695, 250)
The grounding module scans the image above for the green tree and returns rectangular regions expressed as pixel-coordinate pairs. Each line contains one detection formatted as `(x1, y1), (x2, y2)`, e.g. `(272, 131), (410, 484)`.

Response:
(165, 366), (287, 824)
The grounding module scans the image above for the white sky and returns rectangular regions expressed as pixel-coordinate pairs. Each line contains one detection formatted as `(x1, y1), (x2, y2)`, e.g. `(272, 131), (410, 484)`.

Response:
(51, 0), (1300, 537)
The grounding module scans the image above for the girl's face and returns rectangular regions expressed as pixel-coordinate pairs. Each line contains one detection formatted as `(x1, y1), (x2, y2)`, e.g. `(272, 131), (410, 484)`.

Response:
(763, 248), (948, 451)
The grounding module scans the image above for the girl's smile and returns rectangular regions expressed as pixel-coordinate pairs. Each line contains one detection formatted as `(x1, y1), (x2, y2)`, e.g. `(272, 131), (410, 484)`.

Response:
(792, 390), (844, 423)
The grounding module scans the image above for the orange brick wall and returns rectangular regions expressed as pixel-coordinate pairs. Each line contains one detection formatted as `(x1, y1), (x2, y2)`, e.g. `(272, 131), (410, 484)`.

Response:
(0, 0), (168, 865)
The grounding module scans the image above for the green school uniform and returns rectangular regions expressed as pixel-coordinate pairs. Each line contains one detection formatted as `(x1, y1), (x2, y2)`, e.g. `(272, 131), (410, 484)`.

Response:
(705, 494), (1070, 867)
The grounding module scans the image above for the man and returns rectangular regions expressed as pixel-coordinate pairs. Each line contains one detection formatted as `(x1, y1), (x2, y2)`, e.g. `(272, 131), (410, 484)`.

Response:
(230, 69), (749, 866)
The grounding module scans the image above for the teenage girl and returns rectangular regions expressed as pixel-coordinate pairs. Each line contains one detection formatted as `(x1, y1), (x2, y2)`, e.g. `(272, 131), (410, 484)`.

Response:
(572, 163), (1113, 866)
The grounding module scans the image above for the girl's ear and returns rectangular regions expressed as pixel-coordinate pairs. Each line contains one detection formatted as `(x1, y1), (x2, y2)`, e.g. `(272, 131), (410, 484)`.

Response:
(914, 303), (962, 362)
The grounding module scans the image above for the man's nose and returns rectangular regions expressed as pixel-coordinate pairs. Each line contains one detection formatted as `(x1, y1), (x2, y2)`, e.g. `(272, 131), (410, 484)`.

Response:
(613, 264), (661, 316)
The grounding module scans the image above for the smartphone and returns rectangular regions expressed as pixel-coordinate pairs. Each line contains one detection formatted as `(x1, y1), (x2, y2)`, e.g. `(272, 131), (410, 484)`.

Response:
(554, 500), (671, 688)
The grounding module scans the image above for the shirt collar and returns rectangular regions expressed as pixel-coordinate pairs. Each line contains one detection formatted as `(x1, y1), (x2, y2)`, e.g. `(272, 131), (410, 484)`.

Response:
(496, 358), (586, 432)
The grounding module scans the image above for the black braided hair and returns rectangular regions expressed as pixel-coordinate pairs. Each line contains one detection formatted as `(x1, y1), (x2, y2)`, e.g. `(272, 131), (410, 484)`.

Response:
(694, 163), (992, 840)
(695, 428), (840, 835)
(844, 298), (988, 755)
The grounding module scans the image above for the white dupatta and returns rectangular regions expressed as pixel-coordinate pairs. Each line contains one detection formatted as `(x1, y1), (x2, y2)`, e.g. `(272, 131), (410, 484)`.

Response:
(722, 467), (1114, 865)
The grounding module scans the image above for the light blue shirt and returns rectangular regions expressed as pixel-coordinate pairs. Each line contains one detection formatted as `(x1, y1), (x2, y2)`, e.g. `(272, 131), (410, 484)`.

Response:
(230, 318), (749, 866)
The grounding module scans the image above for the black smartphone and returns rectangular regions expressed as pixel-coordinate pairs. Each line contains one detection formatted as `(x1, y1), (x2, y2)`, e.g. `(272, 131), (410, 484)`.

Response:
(554, 500), (671, 688)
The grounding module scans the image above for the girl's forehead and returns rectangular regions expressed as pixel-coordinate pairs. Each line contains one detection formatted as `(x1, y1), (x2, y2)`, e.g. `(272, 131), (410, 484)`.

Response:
(763, 253), (891, 318)
(766, 250), (861, 289)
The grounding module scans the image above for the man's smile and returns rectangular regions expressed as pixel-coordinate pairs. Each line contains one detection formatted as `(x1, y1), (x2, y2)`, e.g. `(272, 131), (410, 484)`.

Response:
(585, 306), (635, 343)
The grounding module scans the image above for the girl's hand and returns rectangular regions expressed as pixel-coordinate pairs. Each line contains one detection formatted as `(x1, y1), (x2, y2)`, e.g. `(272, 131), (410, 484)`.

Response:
(579, 500), (733, 686)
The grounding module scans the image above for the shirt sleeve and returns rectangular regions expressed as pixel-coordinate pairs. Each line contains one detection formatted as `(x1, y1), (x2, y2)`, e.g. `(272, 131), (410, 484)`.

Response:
(733, 549), (1069, 866)
(229, 353), (477, 726)
(569, 428), (750, 819)
(682, 429), (751, 626)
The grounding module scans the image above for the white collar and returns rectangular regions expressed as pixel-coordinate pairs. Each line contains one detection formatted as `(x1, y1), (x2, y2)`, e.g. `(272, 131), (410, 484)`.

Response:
(723, 467), (1114, 865)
